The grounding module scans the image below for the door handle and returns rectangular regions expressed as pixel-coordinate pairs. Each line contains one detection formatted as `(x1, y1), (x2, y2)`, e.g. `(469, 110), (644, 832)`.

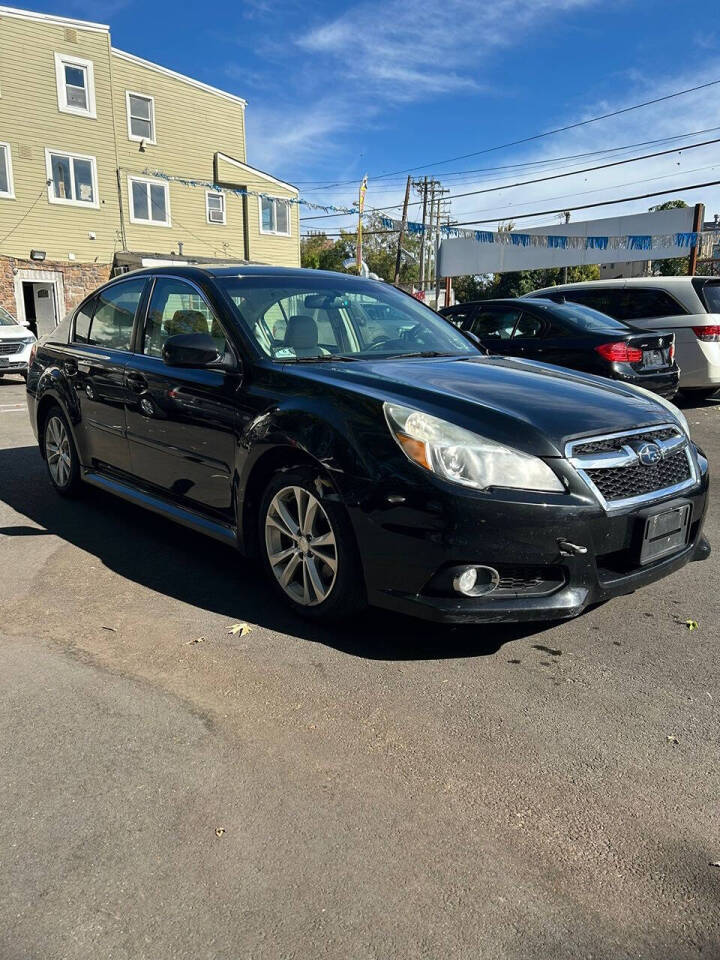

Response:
(126, 372), (147, 393)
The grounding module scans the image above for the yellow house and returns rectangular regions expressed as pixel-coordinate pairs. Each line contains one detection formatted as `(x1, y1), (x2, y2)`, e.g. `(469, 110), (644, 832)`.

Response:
(0, 4), (300, 336)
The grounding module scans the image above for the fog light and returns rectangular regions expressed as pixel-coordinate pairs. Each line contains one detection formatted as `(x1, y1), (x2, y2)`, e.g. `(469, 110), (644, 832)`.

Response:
(453, 565), (500, 597)
(453, 567), (477, 595)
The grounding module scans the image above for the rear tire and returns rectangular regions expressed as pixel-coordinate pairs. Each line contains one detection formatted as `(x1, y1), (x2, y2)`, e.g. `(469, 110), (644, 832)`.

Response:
(682, 387), (718, 402)
(259, 467), (366, 622)
(42, 404), (81, 497)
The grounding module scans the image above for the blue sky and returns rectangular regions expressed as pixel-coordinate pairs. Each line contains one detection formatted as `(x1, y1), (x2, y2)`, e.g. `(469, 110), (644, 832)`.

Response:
(44, 0), (720, 232)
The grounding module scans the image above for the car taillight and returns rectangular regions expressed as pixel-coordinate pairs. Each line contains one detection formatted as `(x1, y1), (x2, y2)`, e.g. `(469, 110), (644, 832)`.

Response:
(595, 341), (643, 363)
(693, 325), (720, 342)
(29, 342), (37, 366)
(669, 338), (675, 362)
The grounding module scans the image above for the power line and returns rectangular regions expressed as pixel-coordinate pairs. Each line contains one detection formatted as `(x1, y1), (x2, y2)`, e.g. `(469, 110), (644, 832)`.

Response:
(300, 135), (720, 221)
(301, 177), (720, 236)
(297, 80), (720, 189)
(0, 184), (49, 247)
(297, 124), (720, 189)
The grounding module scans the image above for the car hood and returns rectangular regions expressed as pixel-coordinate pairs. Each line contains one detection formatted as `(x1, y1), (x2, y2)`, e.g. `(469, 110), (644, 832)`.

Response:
(287, 355), (678, 457)
(0, 324), (31, 340)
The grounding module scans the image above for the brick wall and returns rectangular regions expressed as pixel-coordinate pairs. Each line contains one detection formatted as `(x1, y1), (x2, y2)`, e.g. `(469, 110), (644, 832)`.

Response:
(0, 256), (112, 320)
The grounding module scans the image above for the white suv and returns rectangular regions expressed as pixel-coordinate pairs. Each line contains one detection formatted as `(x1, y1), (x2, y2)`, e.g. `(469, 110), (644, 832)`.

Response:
(0, 306), (36, 380)
(526, 277), (720, 400)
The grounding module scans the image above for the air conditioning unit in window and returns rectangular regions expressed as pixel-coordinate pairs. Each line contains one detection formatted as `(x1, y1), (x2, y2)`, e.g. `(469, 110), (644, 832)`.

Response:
(208, 209), (224, 223)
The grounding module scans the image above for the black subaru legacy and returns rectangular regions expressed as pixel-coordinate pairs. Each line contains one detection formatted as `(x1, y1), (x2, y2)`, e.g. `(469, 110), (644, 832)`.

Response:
(26, 266), (710, 624)
(440, 297), (679, 399)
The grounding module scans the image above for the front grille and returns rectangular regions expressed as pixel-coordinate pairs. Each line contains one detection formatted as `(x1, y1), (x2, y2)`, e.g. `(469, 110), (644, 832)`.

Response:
(567, 424), (696, 509)
(573, 427), (677, 455)
(586, 450), (691, 502)
(0, 340), (24, 356)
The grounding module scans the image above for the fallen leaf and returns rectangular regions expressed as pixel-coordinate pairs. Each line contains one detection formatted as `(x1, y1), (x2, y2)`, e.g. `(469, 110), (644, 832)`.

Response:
(667, 735), (680, 745)
(186, 636), (206, 645)
(710, 861), (720, 868)
(215, 827), (226, 838)
(685, 619), (699, 631)
(228, 623), (252, 637)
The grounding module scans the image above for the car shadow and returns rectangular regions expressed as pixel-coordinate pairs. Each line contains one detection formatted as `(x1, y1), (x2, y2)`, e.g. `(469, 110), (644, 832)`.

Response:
(0, 445), (561, 661)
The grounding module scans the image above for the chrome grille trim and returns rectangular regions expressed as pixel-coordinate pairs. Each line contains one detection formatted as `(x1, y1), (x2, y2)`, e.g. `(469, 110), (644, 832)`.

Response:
(566, 423), (698, 512)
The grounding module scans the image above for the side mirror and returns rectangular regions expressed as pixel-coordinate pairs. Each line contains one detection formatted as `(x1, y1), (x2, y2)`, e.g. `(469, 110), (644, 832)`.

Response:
(162, 333), (236, 370)
(464, 330), (490, 355)
(19, 319), (30, 327)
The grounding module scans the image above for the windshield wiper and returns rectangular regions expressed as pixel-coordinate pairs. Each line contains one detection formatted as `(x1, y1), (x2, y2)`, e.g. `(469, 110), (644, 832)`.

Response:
(385, 351), (459, 359)
(278, 353), (360, 363)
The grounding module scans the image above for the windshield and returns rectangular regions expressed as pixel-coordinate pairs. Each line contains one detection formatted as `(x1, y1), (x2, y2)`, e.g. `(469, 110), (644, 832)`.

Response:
(528, 298), (631, 333)
(218, 276), (479, 361)
(0, 306), (17, 326)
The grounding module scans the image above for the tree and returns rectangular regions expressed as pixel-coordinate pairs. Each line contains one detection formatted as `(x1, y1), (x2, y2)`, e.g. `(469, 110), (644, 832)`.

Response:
(648, 200), (690, 276)
(452, 264), (599, 302)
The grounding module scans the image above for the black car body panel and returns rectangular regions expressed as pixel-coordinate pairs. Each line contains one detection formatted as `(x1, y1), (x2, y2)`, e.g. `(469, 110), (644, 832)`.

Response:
(441, 297), (680, 399)
(27, 266), (709, 624)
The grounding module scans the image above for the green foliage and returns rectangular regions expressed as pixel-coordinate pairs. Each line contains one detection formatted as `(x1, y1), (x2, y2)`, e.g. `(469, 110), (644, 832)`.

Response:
(649, 200), (690, 275)
(301, 214), (421, 284)
(453, 264), (600, 302)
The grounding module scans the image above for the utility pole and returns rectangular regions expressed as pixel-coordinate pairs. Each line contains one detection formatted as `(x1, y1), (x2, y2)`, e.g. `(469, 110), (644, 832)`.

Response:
(417, 176), (429, 292)
(356, 174), (368, 274)
(394, 175), (412, 286)
(562, 210), (571, 283)
(434, 186), (450, 306)
(688, 202), (704, 275)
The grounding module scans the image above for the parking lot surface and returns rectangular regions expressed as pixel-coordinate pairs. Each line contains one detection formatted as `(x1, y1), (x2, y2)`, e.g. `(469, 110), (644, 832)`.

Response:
(1, 375), (718, 960)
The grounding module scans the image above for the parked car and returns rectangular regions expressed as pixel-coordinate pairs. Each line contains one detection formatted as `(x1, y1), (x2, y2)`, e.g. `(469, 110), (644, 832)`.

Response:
(0, 305), (36, 380)
(440, 297), (679, 399)
(525, 277), (720, 401)
(26, 266), (709, 624)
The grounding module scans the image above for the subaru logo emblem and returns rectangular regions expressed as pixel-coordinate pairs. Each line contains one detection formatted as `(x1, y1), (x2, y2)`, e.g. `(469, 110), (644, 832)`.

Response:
(638, 442), (663, 465)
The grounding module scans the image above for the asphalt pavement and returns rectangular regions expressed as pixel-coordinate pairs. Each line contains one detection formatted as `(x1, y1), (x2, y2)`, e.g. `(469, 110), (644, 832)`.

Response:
(1, 374), (718, 960)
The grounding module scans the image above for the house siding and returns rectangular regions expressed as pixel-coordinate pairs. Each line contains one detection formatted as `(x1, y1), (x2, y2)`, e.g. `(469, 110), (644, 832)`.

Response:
(0, 6), (301, 324)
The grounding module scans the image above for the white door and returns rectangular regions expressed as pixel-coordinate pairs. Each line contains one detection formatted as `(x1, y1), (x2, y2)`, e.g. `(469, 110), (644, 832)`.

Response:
(33, 284), (57, 337)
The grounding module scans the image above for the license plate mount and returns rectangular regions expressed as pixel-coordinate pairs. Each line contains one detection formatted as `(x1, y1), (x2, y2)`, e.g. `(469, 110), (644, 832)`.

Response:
(642, 349), (664, 369)
(640, 503), (691, 565)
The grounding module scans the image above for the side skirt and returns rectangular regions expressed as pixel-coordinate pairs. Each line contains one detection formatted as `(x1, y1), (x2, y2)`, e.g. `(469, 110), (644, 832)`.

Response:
(82, 469), (238, 546)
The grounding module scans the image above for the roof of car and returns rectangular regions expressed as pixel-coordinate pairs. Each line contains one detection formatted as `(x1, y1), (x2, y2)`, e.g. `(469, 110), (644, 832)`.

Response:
(119, 264), (375, 282)
(529, 276), (707, 292)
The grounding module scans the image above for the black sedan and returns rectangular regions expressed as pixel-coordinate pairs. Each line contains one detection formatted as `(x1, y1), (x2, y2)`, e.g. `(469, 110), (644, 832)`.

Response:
(441, 297), (679, 399)
(26, 266), (709, 624)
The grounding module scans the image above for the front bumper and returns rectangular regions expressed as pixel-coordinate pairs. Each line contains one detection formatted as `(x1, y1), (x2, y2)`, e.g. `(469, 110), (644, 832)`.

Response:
(349, 462), (710, 624)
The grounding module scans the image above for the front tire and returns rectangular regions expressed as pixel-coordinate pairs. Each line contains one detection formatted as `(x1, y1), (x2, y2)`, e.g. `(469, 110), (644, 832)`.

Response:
(42, 405), (81, 497)
(682, 387), (718, 402)
(259, 467), (365, 621)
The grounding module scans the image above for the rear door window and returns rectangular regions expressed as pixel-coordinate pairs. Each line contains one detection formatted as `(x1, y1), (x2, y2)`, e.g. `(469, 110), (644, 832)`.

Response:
(73, 278), (146, 350)
(564, 288), (685, 321)
(469, 307), (520, 340)
(512, 313), (546, 338)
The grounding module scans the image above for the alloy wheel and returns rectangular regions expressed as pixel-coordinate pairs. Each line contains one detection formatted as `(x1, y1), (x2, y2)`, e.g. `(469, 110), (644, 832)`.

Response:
(264, 485), (338, 606)
(45, 416), (72, 488)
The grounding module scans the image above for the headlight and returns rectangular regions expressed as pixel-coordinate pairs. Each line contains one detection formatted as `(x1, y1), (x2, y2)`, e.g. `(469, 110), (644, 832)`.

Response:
(384, 402), (564, 492)
(22, 336), (36, 345)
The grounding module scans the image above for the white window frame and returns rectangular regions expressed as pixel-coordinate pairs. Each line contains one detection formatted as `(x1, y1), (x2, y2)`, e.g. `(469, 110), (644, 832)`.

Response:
(0, 142), (15, 199)
(54, 52), (96, 118)
(206, 190), (226, 225)
(128, 175), (171, 227)
(259, 196), (291, 237)
(125, 90), (156, 144)
(45, 148), (99, 208)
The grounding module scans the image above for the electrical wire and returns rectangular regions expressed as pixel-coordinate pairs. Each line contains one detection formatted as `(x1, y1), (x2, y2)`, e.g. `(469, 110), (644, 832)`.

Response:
(0, 185), (49, 247)
(297, 78), (720, 188)
(300, 135), (720, 221)
(301, 176), (720, 236)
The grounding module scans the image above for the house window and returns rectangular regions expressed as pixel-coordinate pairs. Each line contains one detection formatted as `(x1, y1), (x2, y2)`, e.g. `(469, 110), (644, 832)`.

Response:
(206, 191), (225, 224)
(126, 92), (155, 143)
(0, 143), (14, 199)
(45, 150), (98, 206)
(260, 196), (290, 236)
(129, 176), (170, 226)
(54, 52), (96, 118)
